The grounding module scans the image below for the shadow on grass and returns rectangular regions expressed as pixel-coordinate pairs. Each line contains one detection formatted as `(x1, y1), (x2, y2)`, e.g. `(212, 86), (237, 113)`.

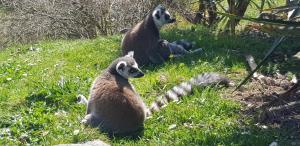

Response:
(159, 26), (300, 75)
(145, 26), (300, 145)
(107, 127), (145, 141)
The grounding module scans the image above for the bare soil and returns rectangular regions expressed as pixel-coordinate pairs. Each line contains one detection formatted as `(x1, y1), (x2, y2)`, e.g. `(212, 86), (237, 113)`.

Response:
(232, 72), (300, 142)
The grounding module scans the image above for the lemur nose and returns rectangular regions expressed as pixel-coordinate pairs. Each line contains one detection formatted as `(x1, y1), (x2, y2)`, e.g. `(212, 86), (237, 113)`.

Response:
(169, 18), (176, 23)
(135, 71), (144, 78)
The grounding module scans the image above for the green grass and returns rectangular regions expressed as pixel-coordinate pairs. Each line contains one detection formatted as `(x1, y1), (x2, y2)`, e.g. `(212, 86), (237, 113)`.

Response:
(0, 25), (298, 145)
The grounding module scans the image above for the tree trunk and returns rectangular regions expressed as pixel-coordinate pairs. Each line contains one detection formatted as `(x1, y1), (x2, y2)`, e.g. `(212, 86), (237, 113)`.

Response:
(226, 0), (250, 34)
(207, 0), (217, 25)
(193, 0), (205, 24)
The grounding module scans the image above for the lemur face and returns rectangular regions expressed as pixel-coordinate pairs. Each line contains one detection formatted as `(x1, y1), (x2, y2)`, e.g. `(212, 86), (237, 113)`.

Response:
(152, 5), (176, 29)
(116, 52), (144, 79)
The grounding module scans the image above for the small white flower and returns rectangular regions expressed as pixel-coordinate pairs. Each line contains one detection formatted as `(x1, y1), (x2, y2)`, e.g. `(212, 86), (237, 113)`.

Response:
(54, 110), (67, 116)
(241, 131), (250, 135)
(261, 125), (268, 129)
(6, 78), (12, 81)
(0, 128), (11, 137)
(168, 124), (177, 130)
(28, 63), (35, 66)
(73, 129), (80, 135)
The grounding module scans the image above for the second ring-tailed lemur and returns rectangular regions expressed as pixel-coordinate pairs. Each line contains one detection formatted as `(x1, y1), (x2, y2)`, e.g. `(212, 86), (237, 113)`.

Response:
(121, 5), (176, 66)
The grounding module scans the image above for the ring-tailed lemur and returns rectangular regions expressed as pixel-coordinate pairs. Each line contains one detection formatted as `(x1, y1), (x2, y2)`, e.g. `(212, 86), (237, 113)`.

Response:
(121, 5), (176, 66)
(80, 51), (233, 135)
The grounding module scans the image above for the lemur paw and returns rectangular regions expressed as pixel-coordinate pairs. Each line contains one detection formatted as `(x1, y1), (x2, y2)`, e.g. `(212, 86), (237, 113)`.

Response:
(158, 39), (169, 48)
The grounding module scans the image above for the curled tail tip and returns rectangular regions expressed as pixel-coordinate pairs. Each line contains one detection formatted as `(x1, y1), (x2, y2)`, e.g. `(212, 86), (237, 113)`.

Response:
(77, 94), (88, 105)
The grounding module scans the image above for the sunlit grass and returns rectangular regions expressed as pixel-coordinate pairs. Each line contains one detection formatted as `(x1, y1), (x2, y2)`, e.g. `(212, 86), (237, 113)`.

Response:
(0, 25), (296, 145)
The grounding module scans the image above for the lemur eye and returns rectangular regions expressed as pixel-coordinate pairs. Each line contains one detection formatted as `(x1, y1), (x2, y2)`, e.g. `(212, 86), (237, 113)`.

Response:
(155, 12), (160, 19)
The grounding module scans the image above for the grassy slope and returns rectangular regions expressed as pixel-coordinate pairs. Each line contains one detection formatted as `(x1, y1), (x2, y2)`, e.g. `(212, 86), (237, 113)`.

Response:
(0, 25), (297, 145)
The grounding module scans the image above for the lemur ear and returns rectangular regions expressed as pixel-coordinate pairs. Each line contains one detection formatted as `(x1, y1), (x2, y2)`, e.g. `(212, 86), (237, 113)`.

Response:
(156, 4), (163, 9)
(155, 4), (165, 11)
(125, 51), (134, 58)
(116, 61), (126, 71)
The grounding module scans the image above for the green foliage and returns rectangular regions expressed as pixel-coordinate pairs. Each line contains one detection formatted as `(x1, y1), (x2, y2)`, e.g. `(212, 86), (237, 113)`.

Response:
(216, 0), (300, 34)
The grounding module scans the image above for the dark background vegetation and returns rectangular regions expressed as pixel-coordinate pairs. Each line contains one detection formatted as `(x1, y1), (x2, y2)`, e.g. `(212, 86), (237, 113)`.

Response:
(0, 0), (298, 48)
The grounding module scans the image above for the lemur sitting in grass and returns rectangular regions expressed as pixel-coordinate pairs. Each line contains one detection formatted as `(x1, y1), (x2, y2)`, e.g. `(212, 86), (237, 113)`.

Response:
(121, 5), (202, 66)
(78, 51), (233, 135)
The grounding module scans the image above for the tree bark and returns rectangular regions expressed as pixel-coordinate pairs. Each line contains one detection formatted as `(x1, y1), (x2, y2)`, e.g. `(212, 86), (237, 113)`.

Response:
(226, 0), (250, 34)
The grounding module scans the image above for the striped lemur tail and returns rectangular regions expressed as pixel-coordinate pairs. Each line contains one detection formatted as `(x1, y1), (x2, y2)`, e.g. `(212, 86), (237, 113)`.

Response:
(147, 72), (234, 116)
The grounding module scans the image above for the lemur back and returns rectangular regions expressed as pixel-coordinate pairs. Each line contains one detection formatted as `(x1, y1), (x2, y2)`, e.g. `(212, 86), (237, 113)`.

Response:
(81, 52), (233, 135)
